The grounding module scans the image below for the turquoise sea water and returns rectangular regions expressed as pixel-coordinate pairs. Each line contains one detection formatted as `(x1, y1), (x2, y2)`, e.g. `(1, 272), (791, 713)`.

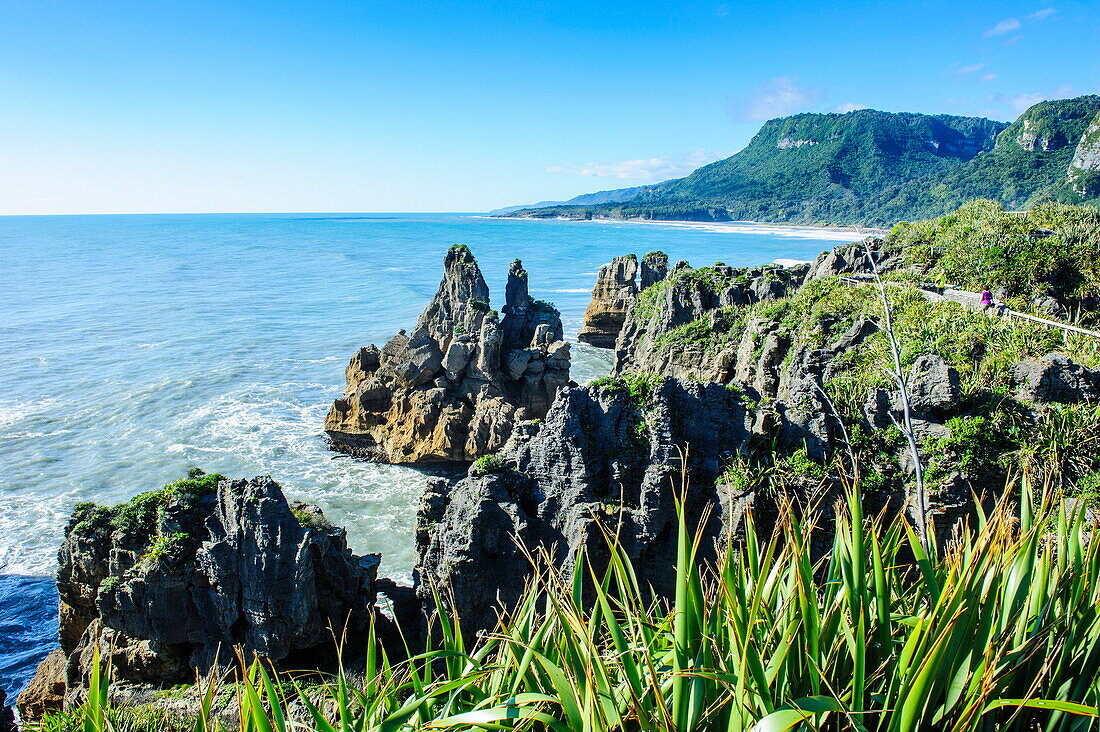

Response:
(0, 212), (852, 698)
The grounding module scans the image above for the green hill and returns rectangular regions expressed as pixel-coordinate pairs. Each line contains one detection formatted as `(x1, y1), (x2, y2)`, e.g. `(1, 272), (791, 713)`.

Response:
(509, 96), (1100, 227)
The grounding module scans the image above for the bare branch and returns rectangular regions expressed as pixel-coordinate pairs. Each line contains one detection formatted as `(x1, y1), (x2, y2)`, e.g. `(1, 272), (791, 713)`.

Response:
(863, 240), (930, 551)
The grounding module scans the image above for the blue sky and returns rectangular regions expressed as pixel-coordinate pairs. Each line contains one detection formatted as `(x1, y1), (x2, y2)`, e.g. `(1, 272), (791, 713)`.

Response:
(1, 0), (1097, 214)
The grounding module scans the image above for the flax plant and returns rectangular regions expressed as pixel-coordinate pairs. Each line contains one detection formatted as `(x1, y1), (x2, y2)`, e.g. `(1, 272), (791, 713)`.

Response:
(38, 477), (1100, 732)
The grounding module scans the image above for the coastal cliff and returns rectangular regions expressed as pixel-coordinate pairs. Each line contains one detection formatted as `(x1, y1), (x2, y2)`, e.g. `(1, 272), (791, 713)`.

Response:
(25, 202), (1100, 722)
(411, 209), (1100, 636)
(325, 246), (571, 463)
(415, 376), (749, 635)
(19, 472), (380, 720)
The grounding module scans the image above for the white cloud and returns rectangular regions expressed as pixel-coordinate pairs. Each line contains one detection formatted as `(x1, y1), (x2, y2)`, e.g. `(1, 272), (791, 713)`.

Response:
(1011, 92), (1046, 111)
(984, 17), (1022, 37)
(742, 76), (821, 121)
(833, 103), (867, 113)
(1010, 85), (1074, 111)
(1028, 8), (1057, 21)
(546, 149), (730, 181)
(958, 62), (989, 75)
(981, 72), (998, 82)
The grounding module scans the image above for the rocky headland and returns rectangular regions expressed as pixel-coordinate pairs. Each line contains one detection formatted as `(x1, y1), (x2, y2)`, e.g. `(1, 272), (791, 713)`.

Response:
(21, 214), (1100, 724)
(411, 233), (1100, 635)
(324, 245), (571, 463)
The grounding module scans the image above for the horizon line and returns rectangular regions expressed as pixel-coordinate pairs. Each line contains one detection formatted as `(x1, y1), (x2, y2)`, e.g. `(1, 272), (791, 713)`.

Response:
(0, 210), (490, 218)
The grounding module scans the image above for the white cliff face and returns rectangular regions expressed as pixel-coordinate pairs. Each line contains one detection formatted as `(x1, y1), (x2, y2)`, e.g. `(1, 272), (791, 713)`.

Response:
(777, 136), (819, 149)
(1069, 111), (1100, 197)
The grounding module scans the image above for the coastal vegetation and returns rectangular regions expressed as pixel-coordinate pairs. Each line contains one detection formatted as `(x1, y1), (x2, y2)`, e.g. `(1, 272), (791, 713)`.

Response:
(890, 199), (1100, 317)
(34, 480), (1100, 731)
(506, 97), (1100, 227)
(71, 470), (224, 555)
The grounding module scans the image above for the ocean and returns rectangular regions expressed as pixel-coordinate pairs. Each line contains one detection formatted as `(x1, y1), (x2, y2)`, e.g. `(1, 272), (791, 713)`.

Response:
(0, 212), (854, 699)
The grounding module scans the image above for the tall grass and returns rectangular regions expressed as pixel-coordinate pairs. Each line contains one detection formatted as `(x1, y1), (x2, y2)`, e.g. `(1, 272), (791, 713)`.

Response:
(37, 480), (1100, 732)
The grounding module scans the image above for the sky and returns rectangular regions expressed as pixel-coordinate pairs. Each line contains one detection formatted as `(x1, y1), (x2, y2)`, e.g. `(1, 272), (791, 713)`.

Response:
(1, 0), (1098, 215)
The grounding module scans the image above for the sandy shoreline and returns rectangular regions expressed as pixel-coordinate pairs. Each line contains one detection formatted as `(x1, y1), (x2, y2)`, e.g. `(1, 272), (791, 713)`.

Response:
(479, 214), (883, 241)
(591, 218), (877, 241)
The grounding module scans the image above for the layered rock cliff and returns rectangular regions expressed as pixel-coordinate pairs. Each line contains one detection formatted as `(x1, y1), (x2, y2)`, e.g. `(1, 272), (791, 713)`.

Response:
(325, 246), (571, 463)
(576, 252), (669, 347)
(19, 471), (380, 720)
(613, 261), (810, 383)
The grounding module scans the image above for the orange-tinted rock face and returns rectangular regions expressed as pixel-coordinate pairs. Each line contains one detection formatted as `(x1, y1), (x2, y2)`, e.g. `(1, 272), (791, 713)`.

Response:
(577, 252), (668, 349)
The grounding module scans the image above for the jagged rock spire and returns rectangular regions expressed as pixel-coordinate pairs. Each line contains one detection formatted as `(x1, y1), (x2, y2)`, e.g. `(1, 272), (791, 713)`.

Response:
(325, 246), (570, 463)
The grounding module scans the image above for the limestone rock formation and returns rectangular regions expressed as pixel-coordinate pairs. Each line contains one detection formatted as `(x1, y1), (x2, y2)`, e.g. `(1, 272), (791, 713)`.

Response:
(414, 238), (1100, 639)
(577, 252), (668, 348)
(325, 246), (571, 463)
(802, 239), (901, 283)
(19, 472), (380, 720)
(902, 354), (961, 417)
(414, 377), (749, 634)
(16, 649), (66, 721)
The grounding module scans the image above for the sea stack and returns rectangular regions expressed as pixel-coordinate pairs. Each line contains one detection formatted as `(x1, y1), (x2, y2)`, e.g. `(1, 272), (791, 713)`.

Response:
(325, 246), (571, 463)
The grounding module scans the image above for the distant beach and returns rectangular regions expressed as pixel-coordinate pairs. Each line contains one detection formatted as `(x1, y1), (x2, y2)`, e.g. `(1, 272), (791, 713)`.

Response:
(483, 214), (881, 241)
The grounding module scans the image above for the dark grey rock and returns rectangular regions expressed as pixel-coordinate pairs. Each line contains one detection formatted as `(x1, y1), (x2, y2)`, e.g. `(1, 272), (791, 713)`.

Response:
(1030, 295), (1069, 319)
(901, 355), (961, 417)
(1, 689), (14, 732)
(22, 474), (381, 722)
(1009, 353), (1100, 404)
(415, 377), (749, 636)
(803, 238), (901, 283)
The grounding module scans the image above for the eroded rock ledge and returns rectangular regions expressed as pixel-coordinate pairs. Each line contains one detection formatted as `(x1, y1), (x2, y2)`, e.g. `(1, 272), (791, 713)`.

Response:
(576, 251), (669, 347)
(411, 241), (1100, 638)
(18, 472), (380, 720)
(325, 246), (571, 463)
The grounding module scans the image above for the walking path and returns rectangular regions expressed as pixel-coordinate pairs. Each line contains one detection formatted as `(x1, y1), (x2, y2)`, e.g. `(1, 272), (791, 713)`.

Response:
(837, 275), (1100, 340)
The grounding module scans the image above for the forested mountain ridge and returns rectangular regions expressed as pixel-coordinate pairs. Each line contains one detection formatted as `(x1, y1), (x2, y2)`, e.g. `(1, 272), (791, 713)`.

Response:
(504, 96), (1100, 226)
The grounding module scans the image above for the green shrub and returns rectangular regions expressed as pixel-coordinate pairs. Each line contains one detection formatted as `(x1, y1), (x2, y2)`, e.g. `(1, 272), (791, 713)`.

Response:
(139, 532), (189, 567)
(528, 298), (558, 316)
(291, 506), (331, 531)
(471, 454), (509, 476)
